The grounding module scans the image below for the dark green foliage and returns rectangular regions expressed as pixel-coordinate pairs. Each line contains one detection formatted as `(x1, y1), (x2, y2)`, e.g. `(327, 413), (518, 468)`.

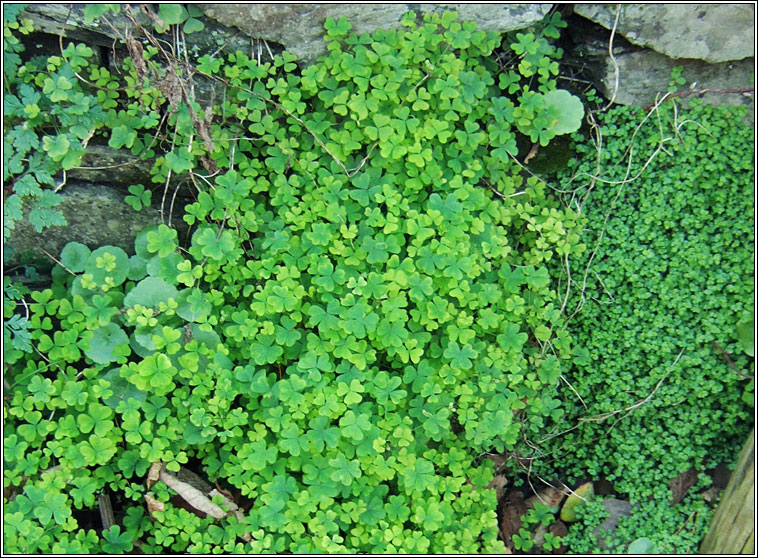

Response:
(536, 100), (754, 550)
(564, 481), (714, 553)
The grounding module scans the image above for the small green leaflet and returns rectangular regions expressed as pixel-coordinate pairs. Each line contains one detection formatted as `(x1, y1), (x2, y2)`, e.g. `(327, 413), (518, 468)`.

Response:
(443, 341), (477, 370)
(329, 453), (361, 485)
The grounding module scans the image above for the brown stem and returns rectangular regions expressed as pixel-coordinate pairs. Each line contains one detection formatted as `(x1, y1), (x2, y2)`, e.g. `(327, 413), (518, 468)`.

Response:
(710, 341), (746, 379)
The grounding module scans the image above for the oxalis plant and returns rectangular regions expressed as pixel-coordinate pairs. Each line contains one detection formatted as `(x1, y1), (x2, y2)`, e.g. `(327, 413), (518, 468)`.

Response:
(4, 6), (587, 553)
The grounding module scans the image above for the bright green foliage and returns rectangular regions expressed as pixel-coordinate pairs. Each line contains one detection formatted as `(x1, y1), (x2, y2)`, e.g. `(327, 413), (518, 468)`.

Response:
(4, 279), (32, 362)
(155, 4), (205, 35)
(513, 502), (562, 551)
(542, 531), (563, 551)
(100, 525), (134, 553)
(668, 65), (687, 93)
(2, 9), (586, 554)
(4, 2), (189, 247)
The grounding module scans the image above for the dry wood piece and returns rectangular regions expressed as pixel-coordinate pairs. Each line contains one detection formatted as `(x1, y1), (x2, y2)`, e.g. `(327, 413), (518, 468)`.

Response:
(700, 428), (754, 554)
(499, 489), (528, 549)
(144, 493), (165, 517)
(669, 468), (698, 506)
(157, 466), (254, 543)
(535, 520), (569, 553)
(524, 143), (539, 164)
(209, 489), (252, 543)
(98, 491), (116, 529)
(488, 474), (509, 502)
(525, 484), (568, 510)
(146, 461), (162, 490)
(159, 469), (227, 519)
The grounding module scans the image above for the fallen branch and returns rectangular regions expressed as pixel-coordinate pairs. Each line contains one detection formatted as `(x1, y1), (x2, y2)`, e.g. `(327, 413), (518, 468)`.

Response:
(159, 469), (226, 519)
(710, 341), (746, 379)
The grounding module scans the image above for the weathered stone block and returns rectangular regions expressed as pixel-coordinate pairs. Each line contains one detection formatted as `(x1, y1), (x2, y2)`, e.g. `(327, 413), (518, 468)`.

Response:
(5, 182), (191, 271)
(20, 4), (252, 62)
(590, 49), (754, 121)
(197, 4), (551, 65)
(574, 4), (755, 63)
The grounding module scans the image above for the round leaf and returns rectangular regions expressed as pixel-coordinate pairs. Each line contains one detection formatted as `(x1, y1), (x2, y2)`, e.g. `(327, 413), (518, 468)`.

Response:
(190, 324), (220, 350)
(130, 333), (155, 358)
(146, 252), (183, 285)
(127, 255), (148, 282)
(124, 277), (179, 309)
(84, 246), (130, 288)
(60, 242), (90, 273)
(175, 288), (212, 322)
(86, 323), (129, 364)
(736, 317), (754, 357)
(542, 89), (584, 135)
(134, 225), (159, 260)
(628, 537), (658, 554)
(101, 367), (147, 409)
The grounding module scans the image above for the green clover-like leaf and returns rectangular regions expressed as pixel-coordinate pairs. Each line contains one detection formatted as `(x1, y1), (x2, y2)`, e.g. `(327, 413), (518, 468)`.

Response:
(146, 224), (178, 258)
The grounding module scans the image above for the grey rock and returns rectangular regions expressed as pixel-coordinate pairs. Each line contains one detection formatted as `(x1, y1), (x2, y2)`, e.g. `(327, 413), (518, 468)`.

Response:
(18, 5), (260, 113)
(574, 4), (755, 63)
(589, 48), (755, 122)
(70, 145), (157, 188)
(70, 144), (203, 189)
(593, 498), (633, 550)
(21, 4), (253, 64)
(5, 182), (191, 271)
(21, 4), (153, 50)
(197, 4), (551, 65)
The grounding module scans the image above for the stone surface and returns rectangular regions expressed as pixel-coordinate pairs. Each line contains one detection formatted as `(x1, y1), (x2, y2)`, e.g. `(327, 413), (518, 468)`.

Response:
(574, 4), (755, 63)
(5, 182), (191, 271)
(589, 48), (754, 120)
(197, 4), (551, 65)
(71, 144), (199, 189)
(18, 4), (274, 107)
(593, 498), (633, 550)
(72, 145), (157, 188)
(20, 4), (252, 63)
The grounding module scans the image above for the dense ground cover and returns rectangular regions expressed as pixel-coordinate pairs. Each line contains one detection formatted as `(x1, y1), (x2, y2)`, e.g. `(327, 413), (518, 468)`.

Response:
(3, 4), (754, 554)
(532, 98), (754, 553)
